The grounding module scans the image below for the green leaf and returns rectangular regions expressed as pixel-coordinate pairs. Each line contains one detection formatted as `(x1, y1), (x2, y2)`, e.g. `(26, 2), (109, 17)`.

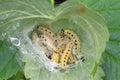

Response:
(0, 40), (21, 80)
(0, 0), (55, 36)
(0, 0), (109, 80)
(78, 0), (120, 80)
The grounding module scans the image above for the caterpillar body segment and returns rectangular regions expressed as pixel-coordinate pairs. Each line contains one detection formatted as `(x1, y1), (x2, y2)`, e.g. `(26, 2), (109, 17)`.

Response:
(55, 46), (63, 53)
(60, 42), (74, 69)
(37, 26), (60, 47)
(55, 36), (64, 46)
(68, 54), (76, 63)
(32, 31), (39, 42)
(39, 34), (56, 51)
(55, 44), (66, 55)
(51, 53), (59, 63)
(54, 30), (65, 47)
(51, 44), (66, 63)
(37, 26), (55, 41)
(63, 29), (81, 55)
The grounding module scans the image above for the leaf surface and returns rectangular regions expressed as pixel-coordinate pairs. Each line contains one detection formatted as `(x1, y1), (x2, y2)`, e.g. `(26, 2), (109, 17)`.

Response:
(0, 40), (20, 79)
(78, 0), (120, 80)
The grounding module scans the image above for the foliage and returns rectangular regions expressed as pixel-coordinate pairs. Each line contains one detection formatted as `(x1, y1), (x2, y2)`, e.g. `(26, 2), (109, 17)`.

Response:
(78, 0), (120, 80)
(0, 0), (119, 80)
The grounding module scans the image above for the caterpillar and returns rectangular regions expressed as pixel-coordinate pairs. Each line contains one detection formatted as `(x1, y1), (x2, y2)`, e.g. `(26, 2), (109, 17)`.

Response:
(63, 29), (81, 55)
(39, 42), (52, 59)
(32, 31), (39, 42)
(68, 54), (76, 63)
(55, 35), (64, 47)
(54, 44), (76, 64)
(56, 29), (64, 42)
(37, 26), (55, 40)
(51, 44), (66, 62)
(51, 53), (59, 63)
(55, 44), (66, 55)
(39, 34), (56, 51)
(37, 26), (62, 47)
(55, 29), (69, 47)
(60, 42), (74, 69)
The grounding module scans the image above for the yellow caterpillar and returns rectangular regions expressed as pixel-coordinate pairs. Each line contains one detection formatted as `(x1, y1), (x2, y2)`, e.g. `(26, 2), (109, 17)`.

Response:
(56, 44), (75, 63)
(68, 54), (76, 63)
(39, 34), (56, 51)
(60, 42), (74, 69)
(37, 26), (62, 47)
(32, 31), (39, 42)
(55, 44), (66, 54)
(51, 53), (59, 63)
(63, 29), (81, 55)
(56, 29), (64, 42)
(52, 43), (75, 64)
(51, 44), (65, 62)
(31, 31), (51, 59)
(55, 29), (70, 47)
(37, 26), (55, 40)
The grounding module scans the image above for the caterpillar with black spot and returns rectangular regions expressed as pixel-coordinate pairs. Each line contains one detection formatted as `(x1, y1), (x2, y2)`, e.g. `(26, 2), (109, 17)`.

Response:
(37, 26), (56, 41)
(51, 44), (65, 63)
(68, 54), (76, 63)
(60, 41), (74, 69)
(56, 44), (76, 64)
(37, 26), (61, 47)
(63, 29), (81, 56)
(39, 34), (56, 51)
(31, 31), (51, 58)
(56, 30), (65, 46)
(51, 43), (75, 64)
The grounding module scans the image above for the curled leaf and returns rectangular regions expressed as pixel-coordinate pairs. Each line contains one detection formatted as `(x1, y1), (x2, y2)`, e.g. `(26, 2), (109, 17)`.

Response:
(0, 0), (109, 80)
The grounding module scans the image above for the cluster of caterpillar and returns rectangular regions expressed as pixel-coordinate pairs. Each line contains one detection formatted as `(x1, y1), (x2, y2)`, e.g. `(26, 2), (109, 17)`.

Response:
(31, 26), (84, 69)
